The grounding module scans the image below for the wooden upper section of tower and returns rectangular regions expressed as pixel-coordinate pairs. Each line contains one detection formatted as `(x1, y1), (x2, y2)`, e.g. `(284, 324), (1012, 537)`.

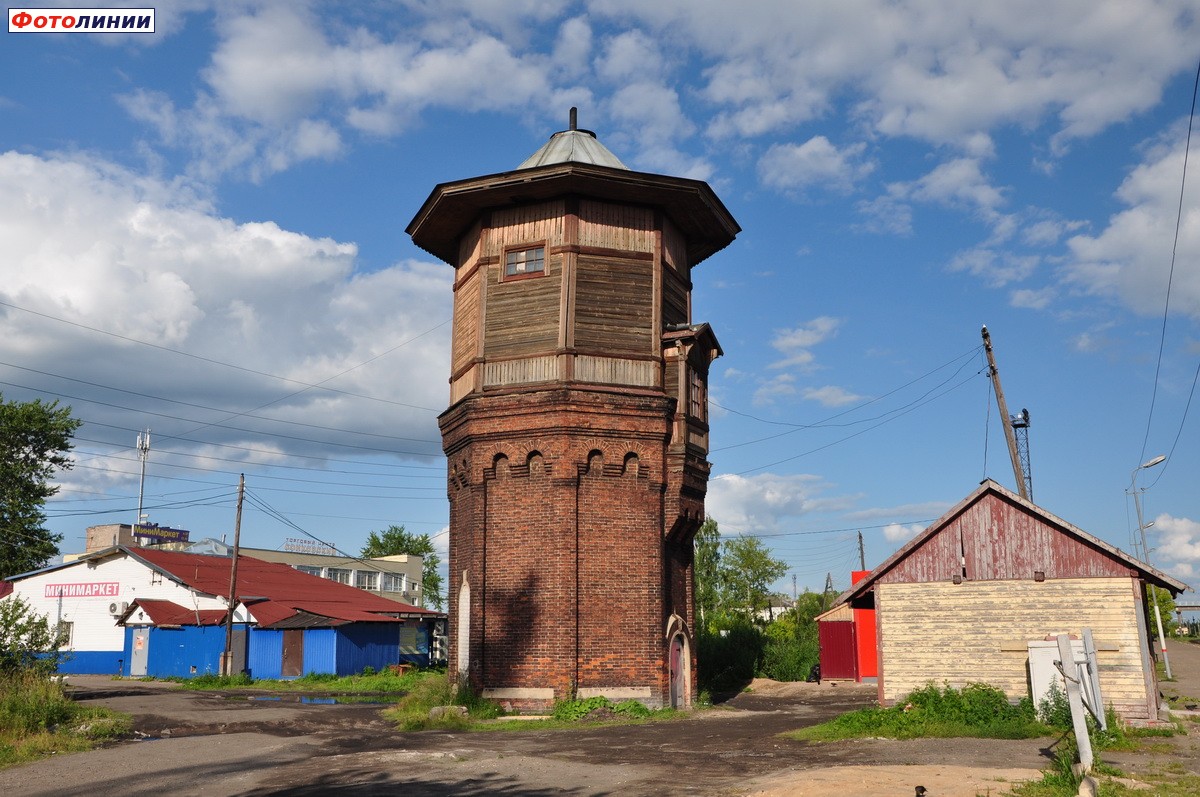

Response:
(407, 110), (739, 422)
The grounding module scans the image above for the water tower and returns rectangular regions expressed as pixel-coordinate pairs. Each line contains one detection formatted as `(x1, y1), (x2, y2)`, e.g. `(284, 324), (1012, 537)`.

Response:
(407, 110), (739, 709)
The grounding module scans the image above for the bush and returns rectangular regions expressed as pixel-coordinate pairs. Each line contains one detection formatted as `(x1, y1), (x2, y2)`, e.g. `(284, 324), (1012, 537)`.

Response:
(612, 699), (651, 718)
(697, 621), (763, 693)
(1038, 681), (1072, 729)
(791, 681), (1046, 742)
(387, 672), (500, 731)
(552, 696), (612, 721)
(0, 597), (67, 677)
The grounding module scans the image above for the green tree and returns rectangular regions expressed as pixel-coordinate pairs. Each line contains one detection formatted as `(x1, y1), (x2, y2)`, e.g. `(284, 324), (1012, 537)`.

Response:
(720, 535), (788, 622)
(1147, 585), (1179, 637)
(0, 595), (67, 675)
(694, 517), (722, 627)
(361, 525), (444, 610)
(0, 394), (80, 578)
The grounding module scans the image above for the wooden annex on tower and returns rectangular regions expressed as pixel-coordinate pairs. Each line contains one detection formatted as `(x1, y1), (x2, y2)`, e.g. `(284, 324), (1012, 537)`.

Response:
(407, 110), (739, 709)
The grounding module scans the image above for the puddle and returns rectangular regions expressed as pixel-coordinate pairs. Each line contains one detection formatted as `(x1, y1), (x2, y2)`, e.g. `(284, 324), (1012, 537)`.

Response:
(232, 694), (397, 705)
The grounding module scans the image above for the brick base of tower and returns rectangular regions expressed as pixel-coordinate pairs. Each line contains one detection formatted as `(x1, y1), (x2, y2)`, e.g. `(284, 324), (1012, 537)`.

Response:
(440, 385), (707, 711)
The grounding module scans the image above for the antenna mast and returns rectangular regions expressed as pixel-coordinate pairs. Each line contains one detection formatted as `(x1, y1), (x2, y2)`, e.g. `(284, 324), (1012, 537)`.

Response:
(981, 326), (1030, 500)
(134, 429), (151, 534)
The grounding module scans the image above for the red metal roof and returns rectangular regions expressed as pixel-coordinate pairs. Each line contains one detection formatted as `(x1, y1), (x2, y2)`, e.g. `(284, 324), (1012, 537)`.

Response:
(95, 547), (438, 629)
(130, 599), (227, 626)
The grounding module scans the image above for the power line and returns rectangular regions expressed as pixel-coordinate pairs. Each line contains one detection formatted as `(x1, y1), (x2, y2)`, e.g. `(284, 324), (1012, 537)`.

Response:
(0, 299), (445, 413)
(0, 380), (440, 458)
(0, 360), (439, 443)
(1138, 55), (1200, 484)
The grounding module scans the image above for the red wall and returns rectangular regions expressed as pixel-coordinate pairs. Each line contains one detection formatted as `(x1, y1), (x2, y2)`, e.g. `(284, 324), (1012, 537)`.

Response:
(851, 570), (878, 678)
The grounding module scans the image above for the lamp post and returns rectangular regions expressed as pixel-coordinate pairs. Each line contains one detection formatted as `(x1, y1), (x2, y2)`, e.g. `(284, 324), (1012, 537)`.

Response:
(1130, 454), (1171, 679)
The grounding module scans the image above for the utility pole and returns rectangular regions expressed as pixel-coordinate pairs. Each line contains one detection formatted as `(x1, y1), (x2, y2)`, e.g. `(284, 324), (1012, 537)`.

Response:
(857, 530), (866, 571)
(134, 429), (151, 537)
(792, 574), (797, 600)
(981, 326), (1029, 500)
(222, 474), (245, 677)
(1131, 457), (1171, 679)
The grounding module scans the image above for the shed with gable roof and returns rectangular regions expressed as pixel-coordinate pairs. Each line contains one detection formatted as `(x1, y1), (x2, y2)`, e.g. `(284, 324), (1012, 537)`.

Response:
(835, 480), (1187, 722)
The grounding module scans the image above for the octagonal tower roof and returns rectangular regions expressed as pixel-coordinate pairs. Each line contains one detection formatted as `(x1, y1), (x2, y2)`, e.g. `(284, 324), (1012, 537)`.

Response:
(516, 108), (629, 170)
(407, 109), (739, 266)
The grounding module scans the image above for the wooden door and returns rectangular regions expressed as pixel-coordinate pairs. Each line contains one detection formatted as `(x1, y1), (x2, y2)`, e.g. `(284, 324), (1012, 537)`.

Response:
(281, 629), (304, 677)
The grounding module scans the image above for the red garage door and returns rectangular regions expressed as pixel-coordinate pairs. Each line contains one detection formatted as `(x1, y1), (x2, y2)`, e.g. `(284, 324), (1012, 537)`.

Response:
(818, 620), (858, 680)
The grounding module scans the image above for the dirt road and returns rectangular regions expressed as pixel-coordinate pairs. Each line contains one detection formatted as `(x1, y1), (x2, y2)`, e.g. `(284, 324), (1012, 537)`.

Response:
(0, 677), (1061, 797)
(4, 642), (1199, 796)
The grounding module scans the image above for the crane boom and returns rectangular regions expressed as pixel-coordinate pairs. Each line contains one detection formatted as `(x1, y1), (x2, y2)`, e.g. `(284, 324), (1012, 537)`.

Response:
(981, 325), (1029, 500)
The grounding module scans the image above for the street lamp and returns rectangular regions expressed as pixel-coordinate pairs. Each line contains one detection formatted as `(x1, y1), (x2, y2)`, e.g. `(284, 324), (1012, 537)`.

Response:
(1130, 454), (1171, 679)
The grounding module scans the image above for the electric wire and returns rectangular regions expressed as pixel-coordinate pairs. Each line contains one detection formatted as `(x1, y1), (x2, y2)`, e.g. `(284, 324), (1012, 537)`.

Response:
(1138, 55), (1200, 484)
(0, 299), (445, 413)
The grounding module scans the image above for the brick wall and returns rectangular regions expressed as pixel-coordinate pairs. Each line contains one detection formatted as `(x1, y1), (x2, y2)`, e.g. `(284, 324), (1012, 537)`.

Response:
(441, 386), (706, 709)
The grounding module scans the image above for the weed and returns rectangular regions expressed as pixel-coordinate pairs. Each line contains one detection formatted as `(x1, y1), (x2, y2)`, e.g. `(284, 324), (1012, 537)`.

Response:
(0, 672), (130, 769)
(789, 682), (1050, 742)
(552, 696), (612, 721)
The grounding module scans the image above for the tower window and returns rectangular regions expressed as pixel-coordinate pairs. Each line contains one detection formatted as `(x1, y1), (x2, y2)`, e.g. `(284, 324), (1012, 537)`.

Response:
(504, 246), (545, 278)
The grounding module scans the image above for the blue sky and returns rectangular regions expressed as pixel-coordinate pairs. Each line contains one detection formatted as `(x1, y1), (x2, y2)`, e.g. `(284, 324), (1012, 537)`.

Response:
(3, 1), (1200, 600)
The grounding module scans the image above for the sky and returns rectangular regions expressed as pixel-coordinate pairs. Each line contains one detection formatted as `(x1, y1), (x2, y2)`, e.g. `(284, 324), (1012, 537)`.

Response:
(3, 1), (1200, 604)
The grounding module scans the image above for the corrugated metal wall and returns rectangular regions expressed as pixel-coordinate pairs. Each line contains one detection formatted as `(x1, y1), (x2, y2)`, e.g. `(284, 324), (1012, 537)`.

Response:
(819, 621), (858, 680)
(303, 628), (337, 676)
(142, 625), (233, 678)
(335, 624), (401, 674)
(249, 628), (283, 680)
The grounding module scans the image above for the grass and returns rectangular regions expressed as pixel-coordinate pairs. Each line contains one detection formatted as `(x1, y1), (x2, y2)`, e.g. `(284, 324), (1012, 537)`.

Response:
(0, 672), (130, 769)
(159, 666), (427, 694)
(787, 682), (1054, 742)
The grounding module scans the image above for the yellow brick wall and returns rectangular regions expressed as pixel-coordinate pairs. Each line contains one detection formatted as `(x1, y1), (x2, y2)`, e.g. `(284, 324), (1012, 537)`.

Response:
(878, 577), (1152, 719)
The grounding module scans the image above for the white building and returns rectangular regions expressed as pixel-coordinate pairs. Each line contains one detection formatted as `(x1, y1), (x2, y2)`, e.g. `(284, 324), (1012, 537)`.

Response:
(5, 547), (247, 674)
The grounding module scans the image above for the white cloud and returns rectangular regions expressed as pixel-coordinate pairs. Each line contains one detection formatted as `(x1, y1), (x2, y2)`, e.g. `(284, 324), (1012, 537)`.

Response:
(706, 473), (849, 534)
(752, 374), (797, 407)
(595, 29), (664, 83)
(909, 158), (1006, 218)
(845, 502), (951, 522)
(949, 248), (1040, 288)
(769, 316), (841, 369)
(0, 151), (451, 492)
(802, 385), (865, 407)
(1010, 287), (1056, 310)
(1064, 126), (1200, 318)
(882, 522), (925, 543)
(758, 136), (874, 192)
(593, 0), (1200, 150)
(1151, 514), (1200, 578)
(126, 3), (559, 179)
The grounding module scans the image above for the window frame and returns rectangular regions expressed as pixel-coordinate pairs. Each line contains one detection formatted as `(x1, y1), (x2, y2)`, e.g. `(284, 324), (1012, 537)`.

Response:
(355, 570), (380, 591)
(501, 243), (547, 282)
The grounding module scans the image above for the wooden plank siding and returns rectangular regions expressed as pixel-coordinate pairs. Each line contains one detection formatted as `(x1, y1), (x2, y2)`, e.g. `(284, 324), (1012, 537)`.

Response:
(573, 255), (655, 355)
(452, 276), (481, 375)
(878, 577), (1153, 719)
(578, 200), (655, 253)
(878, 497), (1135, 585)
(483, 201), (565, 256)
(484, 356), (560, 387)
(662, 269), (689, 328)
(483, 258), (562, 358)
(661, 218), (688, 271)
(575, 356), (657, 387)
